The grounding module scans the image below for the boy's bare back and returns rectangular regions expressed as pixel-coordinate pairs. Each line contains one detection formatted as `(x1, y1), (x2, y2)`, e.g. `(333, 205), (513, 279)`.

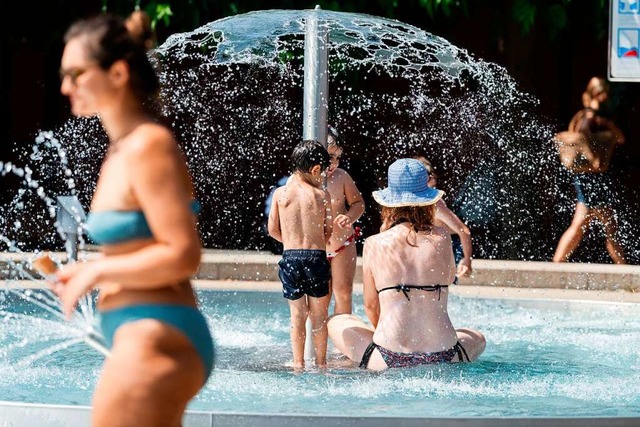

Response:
(269, 174), (332, 250)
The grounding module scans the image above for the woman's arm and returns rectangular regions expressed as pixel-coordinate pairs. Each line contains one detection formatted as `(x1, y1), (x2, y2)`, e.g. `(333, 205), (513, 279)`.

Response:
(362, 240), (380, 327)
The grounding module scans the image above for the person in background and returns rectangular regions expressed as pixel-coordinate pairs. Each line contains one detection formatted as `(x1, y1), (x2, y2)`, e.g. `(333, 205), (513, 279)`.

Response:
(124, 8), (156, 50)
(268, 140), (333, 368)
(53, 13), (213, 426)
(325, 126), (365, 314)
(328, 158), (485, 370)
(413, 156), (472, 278)
(553, 77), (626, 264)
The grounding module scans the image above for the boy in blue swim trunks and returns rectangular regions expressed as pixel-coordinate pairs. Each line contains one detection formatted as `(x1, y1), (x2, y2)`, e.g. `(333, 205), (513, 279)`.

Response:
(268, 140), (333, 368)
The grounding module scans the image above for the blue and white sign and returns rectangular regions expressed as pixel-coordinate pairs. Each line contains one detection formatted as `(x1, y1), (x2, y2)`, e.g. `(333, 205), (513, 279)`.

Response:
(610, 0), (640, 80)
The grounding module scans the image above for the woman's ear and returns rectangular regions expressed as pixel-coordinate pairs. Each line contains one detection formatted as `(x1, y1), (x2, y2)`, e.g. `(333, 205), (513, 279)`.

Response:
(109, 60), (130, 87)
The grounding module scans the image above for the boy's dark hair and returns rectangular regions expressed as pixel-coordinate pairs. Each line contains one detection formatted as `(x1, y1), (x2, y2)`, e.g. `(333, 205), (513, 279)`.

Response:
(290, 140), (330, 173)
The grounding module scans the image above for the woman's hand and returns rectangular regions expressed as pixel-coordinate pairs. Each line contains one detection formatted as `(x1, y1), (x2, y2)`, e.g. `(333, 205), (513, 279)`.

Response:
(52, 262), (102, 319)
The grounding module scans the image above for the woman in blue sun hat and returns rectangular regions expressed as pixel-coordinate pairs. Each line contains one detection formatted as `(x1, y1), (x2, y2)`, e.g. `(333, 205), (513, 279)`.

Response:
(328, 158), (485, 370)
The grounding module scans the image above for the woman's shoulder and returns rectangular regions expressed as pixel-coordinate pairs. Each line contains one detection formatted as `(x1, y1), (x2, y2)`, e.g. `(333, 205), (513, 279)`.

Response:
(363, 230), (385, 245)
(126, 123), (176, 155)
(365, 227), (401, 246)
(431, 225), (452, 240)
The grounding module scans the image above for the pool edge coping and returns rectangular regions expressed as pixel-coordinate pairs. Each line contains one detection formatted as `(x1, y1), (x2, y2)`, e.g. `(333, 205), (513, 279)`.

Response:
(0, 401), (638, 427)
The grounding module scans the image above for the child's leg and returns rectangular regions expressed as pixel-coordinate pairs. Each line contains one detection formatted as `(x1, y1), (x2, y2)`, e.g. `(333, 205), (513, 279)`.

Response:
(288, 297), (309, 367)
(330, 243), (357, 315)
(308, 293), (331, 366)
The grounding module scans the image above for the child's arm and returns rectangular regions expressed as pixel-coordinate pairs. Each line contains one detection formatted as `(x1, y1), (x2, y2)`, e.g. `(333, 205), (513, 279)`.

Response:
(340, 173), (365, 226)
(267, 187), (283, 242)
(435, 199), (472, 277)
(323, 188), (334, 243)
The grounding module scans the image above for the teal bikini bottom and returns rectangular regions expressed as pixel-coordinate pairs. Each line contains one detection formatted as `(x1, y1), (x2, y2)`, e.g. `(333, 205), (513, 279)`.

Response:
(99, 304), (215, 379)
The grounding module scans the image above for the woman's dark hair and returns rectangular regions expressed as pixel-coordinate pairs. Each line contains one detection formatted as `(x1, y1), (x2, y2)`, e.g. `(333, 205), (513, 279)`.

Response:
(290, 140), (331, 173)
(64, 13), (160, 114)
(125, 9), (156, 50)
(381, 205), (435, 246)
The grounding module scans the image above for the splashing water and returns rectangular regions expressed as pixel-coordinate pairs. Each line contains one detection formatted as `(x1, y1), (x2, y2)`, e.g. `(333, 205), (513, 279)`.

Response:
(0, 8), (639, 419)
(0, 6), (639, 371)
(150, 10), (564, 259)
(1, 289), (639, 417)
(0, 249), (108, 366)
(4, 9), (634, 262)
(0, 135), (108, 365)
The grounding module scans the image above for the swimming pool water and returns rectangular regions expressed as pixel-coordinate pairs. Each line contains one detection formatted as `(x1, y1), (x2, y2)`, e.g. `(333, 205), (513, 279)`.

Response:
(1, 289), (639, 417)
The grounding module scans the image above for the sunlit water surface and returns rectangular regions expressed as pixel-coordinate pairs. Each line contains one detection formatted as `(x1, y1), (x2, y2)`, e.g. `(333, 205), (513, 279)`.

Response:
(1, 289), (639, 418)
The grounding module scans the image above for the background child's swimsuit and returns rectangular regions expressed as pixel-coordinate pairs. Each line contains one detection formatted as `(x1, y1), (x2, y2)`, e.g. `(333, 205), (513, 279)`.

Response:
(327, 226), (362, 260)
(84, 200), (214, 380)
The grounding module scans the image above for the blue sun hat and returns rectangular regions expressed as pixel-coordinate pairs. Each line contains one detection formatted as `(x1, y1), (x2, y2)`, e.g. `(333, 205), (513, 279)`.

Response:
(372, 158), (444, 207)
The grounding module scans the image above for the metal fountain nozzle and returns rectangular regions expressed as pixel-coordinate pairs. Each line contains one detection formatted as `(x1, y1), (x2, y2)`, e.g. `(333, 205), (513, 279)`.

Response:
(55, 196), (86, 262)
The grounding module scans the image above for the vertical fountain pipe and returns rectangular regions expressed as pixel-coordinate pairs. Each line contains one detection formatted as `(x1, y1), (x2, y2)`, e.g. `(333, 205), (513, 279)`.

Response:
(55, 196), (86, 262)
(302, 5), (330, 361)
(303, 5), (329, 148)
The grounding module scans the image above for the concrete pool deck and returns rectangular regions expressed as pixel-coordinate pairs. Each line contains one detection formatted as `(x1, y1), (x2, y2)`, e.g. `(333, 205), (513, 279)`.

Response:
(5, 249), (640, 302)
(193, 250), (640, 302)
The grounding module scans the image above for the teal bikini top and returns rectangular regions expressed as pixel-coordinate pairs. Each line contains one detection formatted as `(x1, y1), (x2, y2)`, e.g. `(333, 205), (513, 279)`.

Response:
(84, 200), (201, 245)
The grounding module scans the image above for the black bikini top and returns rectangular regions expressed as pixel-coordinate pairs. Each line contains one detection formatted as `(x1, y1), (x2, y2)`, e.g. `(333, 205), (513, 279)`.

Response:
(377, 284), (448, 301)
(381, 220), (449, 300)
